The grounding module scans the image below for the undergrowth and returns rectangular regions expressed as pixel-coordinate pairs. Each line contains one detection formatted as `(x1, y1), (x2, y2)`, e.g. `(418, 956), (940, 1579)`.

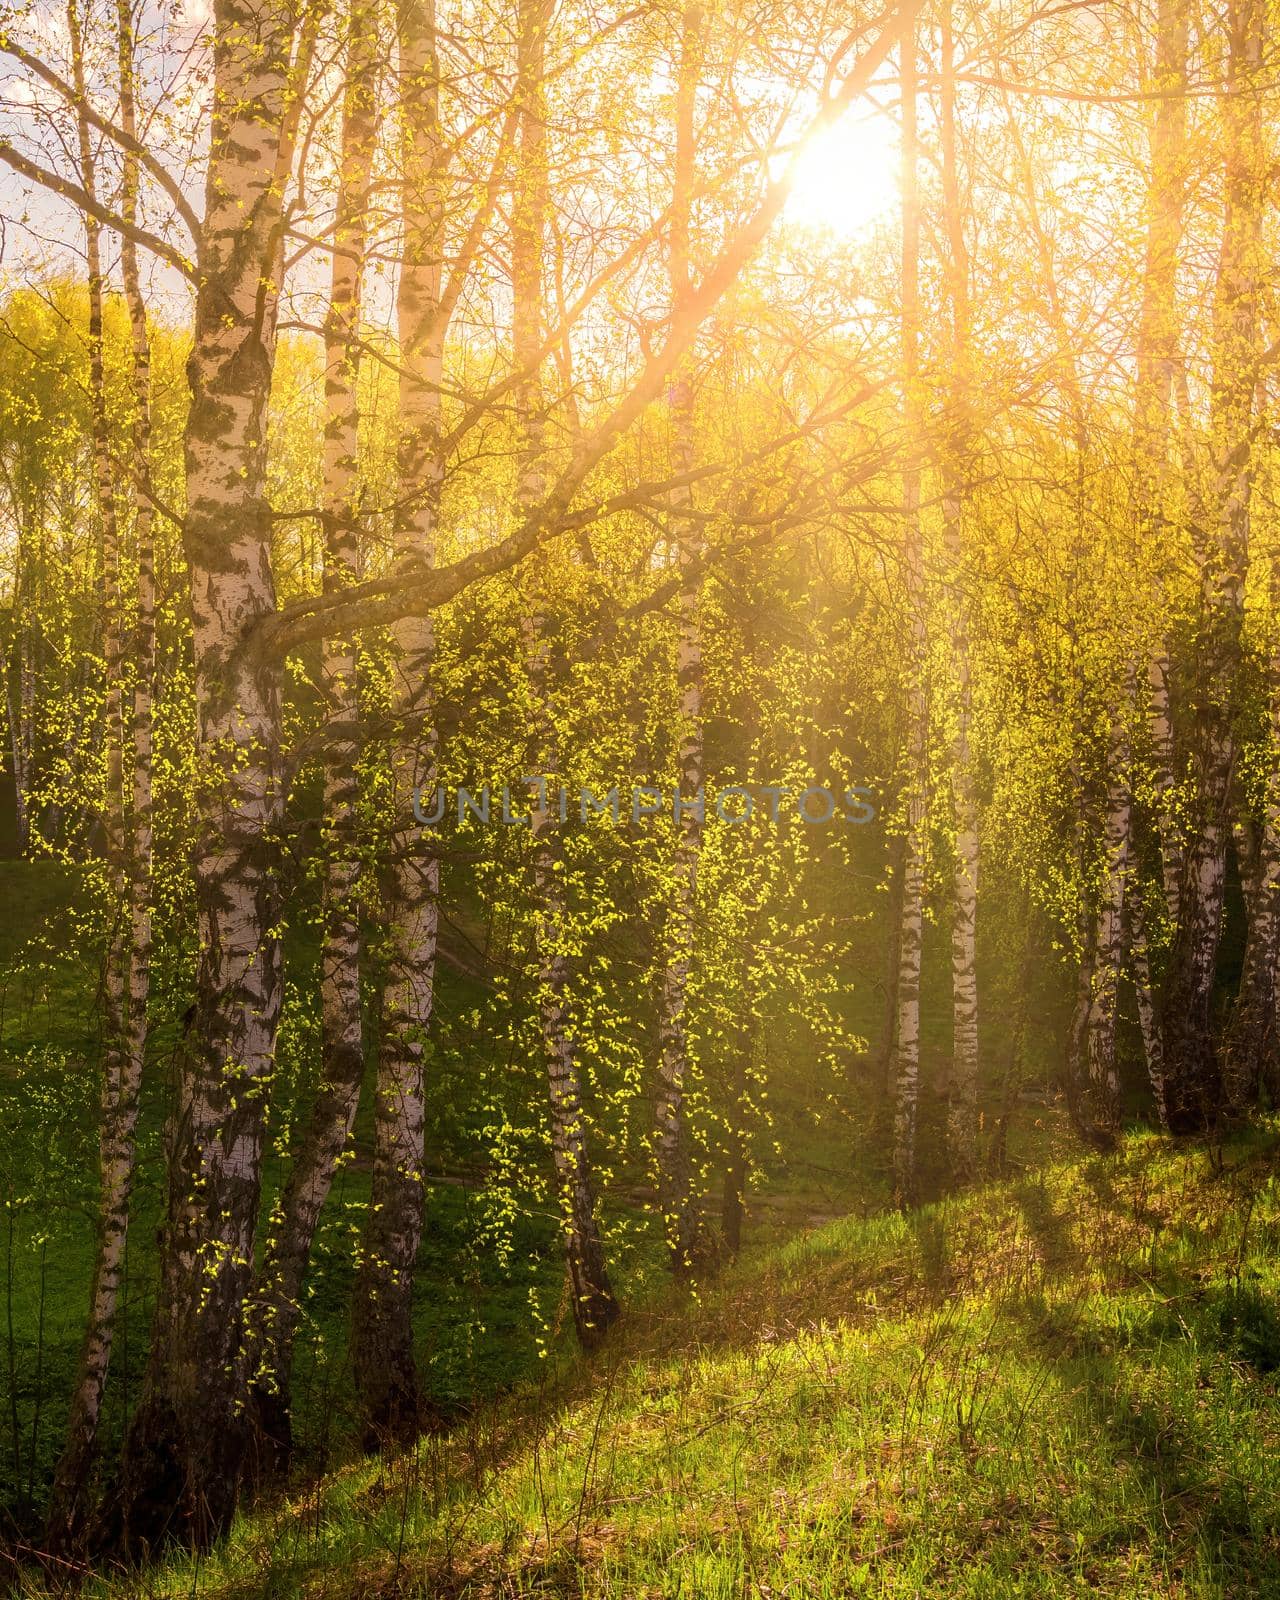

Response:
(19, 1123), (1280, 1598)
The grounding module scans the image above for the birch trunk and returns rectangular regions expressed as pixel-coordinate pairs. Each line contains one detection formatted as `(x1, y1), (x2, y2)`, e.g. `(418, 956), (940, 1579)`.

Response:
(1086, 687), (1131, 1139)
(118, 0), (156, 1285)
(19, 569), (33, 851)
(1129, 892), (1169, 1127)
(248, 0), (378, 1474)
(1, 586), (32, 854)
(893, 18), (927, 1203)
(988, 900), (1034, 1174)
(938, 0), (979, 1183)
(1161, 0), (1263, 1131)
(871, 830), (905, 1119)
(1065, 919), (1098, 1140)
(653, 0), (709, 1280)
(47, 0), (136, 1543)
(108, 0), (295, 1551)
(1139, 0), (1189, 927)
(1077, 0), (1188, 1144)
(1221, 562), (1280, 1109)
(513, 0), (619, 1345)
(1148, 652), (1181, 924)
(17, 616), (32, 851)
(1132, 0), (1190, 1113)
(719, 1024), (751, 1261)
(351, 0), (442, 1445)
(1064, 716), (1102, 1143)
(1105, 0), (1188, 1118)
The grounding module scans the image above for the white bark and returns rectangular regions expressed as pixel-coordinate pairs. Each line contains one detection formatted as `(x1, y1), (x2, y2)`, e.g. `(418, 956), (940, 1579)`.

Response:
(1161, 0), (1263, 1129)
(111, 0), (297, 1550)
(653, 0), (709, 1279)
(1139, 0), (1189, 928)
(939, 0), (979, 1183)
(249, 0), (379, 1472)
(893, 18), (927, 1202)
(1087, 685), (1131, 1138)
(352, 0), (442, 1443)
(47, 0), (153, 1543)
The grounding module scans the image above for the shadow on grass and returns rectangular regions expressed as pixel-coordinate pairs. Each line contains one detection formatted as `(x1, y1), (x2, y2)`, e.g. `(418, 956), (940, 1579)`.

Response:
(1007, 1171), (1078, 1273)
(1007, 1290), (1279, 1593)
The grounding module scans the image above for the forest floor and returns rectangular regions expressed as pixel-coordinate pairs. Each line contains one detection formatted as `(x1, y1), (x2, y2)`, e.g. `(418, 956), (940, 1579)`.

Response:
(3, 851), (1061, 1526)
(26, 1121), (1280, 1599)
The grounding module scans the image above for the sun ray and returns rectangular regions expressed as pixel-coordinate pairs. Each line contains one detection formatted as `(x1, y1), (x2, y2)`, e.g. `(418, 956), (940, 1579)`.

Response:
(784, 109), (899, 238)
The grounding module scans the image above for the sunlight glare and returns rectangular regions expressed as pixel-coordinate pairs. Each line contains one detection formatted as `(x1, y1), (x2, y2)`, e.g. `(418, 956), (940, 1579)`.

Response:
(784, 111), (899, 240)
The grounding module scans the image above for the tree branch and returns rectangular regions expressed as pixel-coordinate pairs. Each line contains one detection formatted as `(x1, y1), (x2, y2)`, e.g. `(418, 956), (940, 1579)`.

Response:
(0, 140), (197, 282)
(252, 0), (918, 659)
(1, 38), (202, 239)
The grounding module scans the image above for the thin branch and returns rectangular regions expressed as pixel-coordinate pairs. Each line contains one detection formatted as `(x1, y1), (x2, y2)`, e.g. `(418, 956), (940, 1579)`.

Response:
(252, 0), (919, 659)
(1, 38), (202, 239)
(0, 139), (197, 282)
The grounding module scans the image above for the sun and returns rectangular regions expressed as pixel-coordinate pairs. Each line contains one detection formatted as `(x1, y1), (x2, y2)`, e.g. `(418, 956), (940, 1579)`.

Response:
(784, 108), (899, 240)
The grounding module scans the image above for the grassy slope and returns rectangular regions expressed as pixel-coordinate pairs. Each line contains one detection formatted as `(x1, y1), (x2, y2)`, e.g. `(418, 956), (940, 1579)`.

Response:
(0, 860), (584, 1519)
(0, 855), (880, 1519)
(1, 843), (1026, 1521)
(43, 1124), (1280, 1600)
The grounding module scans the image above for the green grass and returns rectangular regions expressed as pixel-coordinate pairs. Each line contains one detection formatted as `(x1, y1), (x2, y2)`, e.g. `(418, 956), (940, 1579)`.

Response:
(0, 857), (1213, 1594)
(0, 852), (963, 1527)
(0, 859), (609, 1524)
(25, 1124), (1278, 1599)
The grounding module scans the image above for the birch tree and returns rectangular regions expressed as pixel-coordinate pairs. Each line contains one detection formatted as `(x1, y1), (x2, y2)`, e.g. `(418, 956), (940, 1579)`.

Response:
(248, 0), (380, 1474)
(350, 0), (443, 1445)
(892, 16), (927, 1202)
(108, 0), (301, 1550)
(938, 0), (979, 1182)
(1221, 559), (1280, 1108)
(1141, 0), (1190, 930)
(46, 0), (143, 1545)
(1122, 0), (1187, 1123)
(1085, 686), (1130, 1139)
(513, 0), (620, 1343)
(1160, 0), (1266, 1131)
(653, 0), (710, 1281)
